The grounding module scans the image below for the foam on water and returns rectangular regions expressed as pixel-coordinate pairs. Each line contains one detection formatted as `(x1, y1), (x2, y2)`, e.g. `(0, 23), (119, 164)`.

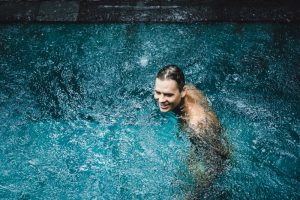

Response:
(0, 23), (299, 199)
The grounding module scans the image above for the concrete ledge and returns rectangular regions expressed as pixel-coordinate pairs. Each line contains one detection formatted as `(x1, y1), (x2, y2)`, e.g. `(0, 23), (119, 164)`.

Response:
(78, 2), (300, 22)
(37, 1), (79, 22)
(0, 1), (40, 21)
(0, 0), (299, 23)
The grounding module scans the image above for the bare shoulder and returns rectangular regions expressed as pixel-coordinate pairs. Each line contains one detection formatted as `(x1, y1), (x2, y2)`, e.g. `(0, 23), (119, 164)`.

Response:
(184, 85), (210, 108)
(183, 85), (221, 135)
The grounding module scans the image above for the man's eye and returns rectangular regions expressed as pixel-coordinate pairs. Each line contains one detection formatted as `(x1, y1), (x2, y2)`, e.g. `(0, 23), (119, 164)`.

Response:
(165, 94), (173, 97)
(155, 91), (161, 95)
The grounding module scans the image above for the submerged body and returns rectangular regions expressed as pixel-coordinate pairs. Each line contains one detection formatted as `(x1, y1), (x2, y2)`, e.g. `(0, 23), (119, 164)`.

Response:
(154, 65), (230, 195)
(181, 85), (229, 194)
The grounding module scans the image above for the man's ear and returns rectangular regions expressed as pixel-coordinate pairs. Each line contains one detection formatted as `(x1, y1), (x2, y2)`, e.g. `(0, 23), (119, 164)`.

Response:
(181, 86), (186, 98)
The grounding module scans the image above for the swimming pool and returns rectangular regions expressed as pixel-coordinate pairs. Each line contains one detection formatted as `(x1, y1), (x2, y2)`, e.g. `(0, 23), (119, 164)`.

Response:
(0, 23), (299, 199)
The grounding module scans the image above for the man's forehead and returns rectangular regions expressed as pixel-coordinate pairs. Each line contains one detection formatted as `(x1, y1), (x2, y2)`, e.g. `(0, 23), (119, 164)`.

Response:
(155, 78), (179, 91)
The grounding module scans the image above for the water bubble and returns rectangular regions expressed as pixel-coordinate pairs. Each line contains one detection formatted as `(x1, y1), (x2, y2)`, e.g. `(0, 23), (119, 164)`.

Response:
(139, 56), (149, 67)
(232, 73), (240, 81)
(28, 159), (39, 166)
(79, 165), (89, 172)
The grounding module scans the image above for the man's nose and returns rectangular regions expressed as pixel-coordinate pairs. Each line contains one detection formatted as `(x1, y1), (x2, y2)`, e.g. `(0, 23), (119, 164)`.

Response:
(158, 95), (166, 102)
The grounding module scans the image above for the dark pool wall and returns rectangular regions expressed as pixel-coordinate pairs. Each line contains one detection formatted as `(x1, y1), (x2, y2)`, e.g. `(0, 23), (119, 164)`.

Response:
(0, 0), (299, 22)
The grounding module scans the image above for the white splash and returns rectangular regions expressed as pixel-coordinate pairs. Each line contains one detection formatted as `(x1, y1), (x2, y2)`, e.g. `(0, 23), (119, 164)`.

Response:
(139, 56), (149, 67)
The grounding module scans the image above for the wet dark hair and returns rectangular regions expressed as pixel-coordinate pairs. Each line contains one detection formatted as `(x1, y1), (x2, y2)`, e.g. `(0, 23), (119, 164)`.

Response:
(156, 64), (185, 91)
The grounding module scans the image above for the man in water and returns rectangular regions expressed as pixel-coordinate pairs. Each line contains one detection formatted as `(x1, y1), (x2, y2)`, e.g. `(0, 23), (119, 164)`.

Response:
(154, 64), (229, 195)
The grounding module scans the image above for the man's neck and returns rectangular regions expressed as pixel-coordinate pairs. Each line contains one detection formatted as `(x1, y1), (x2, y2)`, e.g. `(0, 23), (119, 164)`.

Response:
(173, 99), (185, 117)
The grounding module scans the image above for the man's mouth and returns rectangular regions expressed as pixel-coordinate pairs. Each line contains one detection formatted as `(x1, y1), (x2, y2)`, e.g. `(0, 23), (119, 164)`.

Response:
(159, 104), (169, 109)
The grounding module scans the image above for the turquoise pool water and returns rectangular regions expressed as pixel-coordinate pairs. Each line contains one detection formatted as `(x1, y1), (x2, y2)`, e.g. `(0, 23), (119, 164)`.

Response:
(0, 23), (299, 199)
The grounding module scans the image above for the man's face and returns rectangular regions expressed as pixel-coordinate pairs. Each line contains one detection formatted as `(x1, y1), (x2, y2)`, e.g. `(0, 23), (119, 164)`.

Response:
(154, 78), (184, 112)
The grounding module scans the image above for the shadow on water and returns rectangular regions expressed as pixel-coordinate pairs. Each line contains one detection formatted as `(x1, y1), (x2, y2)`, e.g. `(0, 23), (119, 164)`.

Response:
(29, 61), (84, 119)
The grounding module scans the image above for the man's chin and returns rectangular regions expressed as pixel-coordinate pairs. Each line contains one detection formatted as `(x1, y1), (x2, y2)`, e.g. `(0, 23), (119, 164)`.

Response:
(159, 107), (171, 112)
